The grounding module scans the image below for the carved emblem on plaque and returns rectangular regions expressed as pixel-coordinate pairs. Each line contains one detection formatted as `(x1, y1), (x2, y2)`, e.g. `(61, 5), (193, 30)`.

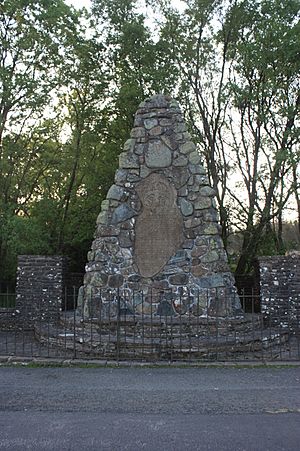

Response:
(134, 173), (183, 277)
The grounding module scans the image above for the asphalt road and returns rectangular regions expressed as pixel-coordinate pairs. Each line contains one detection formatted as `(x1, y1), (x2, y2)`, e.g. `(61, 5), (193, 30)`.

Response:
(0, 366), (300, 450)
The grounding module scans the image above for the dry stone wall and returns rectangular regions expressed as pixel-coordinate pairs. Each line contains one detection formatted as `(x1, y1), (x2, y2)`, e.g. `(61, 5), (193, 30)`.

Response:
(258, 255), (300, 327)
(15, 255), (67, 326)
(81, 95), (241, 318)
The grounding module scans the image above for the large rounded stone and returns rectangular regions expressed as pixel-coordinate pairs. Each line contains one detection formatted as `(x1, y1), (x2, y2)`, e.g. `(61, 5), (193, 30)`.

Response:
(170, 167), (190, 189)
(188, 150), (201, 164)
(173, 155), (188, 167)
(179, 198), (193, 216)
(123, 138), (136, 151)
(201, 250), (220, 263)
(195, 197), (212, 210)
(179, 141), (196, 154)
(119, 152), (139, 169)
(97, 225), (120, 237)
(90, 273), (108, 287)
(174, 123), (187, 133)
(191, 265), (208, 277)
(178, 186), (188, 196)
(118, 230), (132, 248)
(197, 274), (225, 288)
(169, 274), (189, 285)
(107, 184), (125, 201)
(182, 131), (192, 140)
(145, 141), (172, 168)
(191, 245), (208, 257)
(159, 118), (173, 126)
(140, 166), (152, 178)
(108, 274), (124, 288)
(200, 186), (216, 197)
(128, 274), (141, 283)
(96, 211), (110, 225)
(131, 127), (147, 138)
(203, 209), (219, 222)
(134, 143), (147, 155)
(101, 199), (110, 210)
(156, 300), (176, 316)
(203, 224), (219, 235)
(144, 118), (158, 129)
(161, 135), (178, 150)
(115, 169), (128, 184)
(127, 173), (140, 183)
(149, 126), (163, 136)
(184, 217), (202, 228)
(189, 164), (206, 175)
(112, 204), (136, 224)
(94, 250), (107, 262)
(152, 279), (170, 290)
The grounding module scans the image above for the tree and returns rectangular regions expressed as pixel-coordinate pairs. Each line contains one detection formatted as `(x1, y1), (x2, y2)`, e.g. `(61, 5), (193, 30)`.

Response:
(54, 21), (110, 252)
(0, 0), (80, 146)
(0, 0), (81, 280)
(91, 0), (176, 142)
(225, 0), (300, 274)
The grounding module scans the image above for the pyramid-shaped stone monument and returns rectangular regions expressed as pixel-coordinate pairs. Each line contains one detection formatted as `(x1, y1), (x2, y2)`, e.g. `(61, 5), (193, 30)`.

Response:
(81, 94), (242, 317)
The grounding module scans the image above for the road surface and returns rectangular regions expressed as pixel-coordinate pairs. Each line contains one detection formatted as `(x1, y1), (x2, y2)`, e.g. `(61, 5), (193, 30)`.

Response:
(0, 366), (300, 450)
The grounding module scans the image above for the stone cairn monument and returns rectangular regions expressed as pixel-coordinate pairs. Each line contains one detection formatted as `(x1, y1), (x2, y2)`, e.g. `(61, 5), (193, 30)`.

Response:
(80, 94), (242, 318)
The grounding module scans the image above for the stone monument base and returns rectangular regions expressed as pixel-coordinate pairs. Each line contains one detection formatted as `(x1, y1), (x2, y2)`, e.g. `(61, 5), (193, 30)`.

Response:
(36, 312), (290, 362)
(78, 286), (242, 320)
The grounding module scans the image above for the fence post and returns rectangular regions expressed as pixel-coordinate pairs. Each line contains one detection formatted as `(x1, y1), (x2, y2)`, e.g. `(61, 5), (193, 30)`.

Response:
(116, 288), (121, 361)
(73, 286), (76, 359)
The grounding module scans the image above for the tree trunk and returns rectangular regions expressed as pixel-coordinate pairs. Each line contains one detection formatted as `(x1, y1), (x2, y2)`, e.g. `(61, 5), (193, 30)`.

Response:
(276, 212), (285, 254)
(292, 163), (300, 238)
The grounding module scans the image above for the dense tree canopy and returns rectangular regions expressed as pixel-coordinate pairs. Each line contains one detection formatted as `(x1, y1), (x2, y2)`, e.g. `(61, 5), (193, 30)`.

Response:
(0, 0), (299, 284)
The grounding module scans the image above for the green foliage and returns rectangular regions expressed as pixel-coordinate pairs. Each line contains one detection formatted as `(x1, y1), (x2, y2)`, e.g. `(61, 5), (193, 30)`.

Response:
(256, 227), (284, 257)
(0, 0), (299, 284)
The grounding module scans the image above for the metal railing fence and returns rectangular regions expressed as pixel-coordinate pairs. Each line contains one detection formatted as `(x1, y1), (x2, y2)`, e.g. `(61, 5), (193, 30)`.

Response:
(0, 288), (299, 363)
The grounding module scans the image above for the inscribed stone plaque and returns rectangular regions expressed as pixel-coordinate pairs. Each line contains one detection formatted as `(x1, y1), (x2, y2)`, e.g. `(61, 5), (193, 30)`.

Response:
(134, 173), (183, 277)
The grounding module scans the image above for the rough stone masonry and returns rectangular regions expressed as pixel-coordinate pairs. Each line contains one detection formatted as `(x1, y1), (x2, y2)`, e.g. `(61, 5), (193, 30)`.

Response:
(80, 94), (242, 318)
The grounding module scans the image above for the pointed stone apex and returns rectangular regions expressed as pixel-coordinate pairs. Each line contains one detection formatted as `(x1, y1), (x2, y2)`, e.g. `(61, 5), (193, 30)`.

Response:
(138, 94), (180, 111)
